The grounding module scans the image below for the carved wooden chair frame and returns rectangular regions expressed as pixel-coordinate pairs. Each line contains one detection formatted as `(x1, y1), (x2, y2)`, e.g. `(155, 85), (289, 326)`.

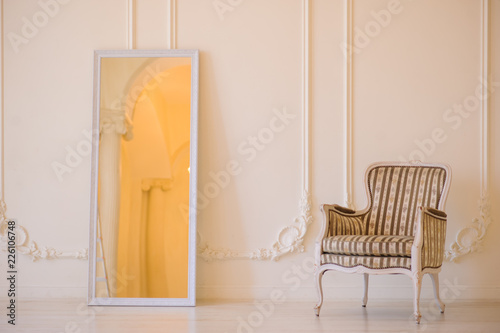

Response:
(314, 161), (452, 324)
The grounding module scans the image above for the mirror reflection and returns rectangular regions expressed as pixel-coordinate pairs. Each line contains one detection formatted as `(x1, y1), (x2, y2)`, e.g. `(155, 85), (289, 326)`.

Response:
(90, 51), (197, 304)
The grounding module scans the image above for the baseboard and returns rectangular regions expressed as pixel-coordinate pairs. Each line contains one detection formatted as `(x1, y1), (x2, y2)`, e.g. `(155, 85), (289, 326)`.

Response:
(6, 285), (500, 301)
(197, 285), (500, 301)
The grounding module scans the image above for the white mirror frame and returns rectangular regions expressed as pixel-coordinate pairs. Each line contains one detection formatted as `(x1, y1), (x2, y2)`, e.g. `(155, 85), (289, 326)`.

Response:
(88, 49), (199, 306)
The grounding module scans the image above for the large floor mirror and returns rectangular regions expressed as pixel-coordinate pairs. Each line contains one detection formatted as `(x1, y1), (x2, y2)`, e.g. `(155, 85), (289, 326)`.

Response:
(88, 50), (198, 306)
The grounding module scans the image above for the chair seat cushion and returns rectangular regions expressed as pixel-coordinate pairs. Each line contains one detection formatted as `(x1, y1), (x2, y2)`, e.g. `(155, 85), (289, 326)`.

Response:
(323, 234), (414, 257)
(321, 254), (411, 270)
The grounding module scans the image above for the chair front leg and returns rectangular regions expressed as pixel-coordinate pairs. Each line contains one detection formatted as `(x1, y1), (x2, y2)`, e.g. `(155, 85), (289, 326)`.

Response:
(314, 268), (325, 316)
(430, 273), (445, 313)
(362, 273), (369, 307)
(413, 272), (423, 324)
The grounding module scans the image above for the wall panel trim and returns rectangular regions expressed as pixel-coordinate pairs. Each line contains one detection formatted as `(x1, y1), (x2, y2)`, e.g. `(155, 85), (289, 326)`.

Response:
(343, 0), (354, 209)
(2, 0), (490, 263)
(444, 0), (492, 262)
(168, 0), (177, 49)
(341, 0), (493, 262)
(0, 0), (4, 200)
(197, 0), (312, 261)
(127, 0), (135, 49)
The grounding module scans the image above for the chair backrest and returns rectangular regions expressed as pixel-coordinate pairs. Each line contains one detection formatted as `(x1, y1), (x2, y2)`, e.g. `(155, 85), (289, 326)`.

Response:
(363, 162), (450, 236)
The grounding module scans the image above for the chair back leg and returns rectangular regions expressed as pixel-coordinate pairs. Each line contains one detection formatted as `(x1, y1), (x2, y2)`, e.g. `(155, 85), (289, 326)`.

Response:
(430, 273), (446, 313)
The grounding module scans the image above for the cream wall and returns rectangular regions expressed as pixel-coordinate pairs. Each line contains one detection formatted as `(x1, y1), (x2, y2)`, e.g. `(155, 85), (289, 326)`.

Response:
(1, 0), (499, 303)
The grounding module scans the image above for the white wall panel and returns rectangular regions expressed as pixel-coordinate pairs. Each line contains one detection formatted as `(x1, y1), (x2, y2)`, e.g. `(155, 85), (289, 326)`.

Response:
(2, 0), (128, 296)
(0, 0), (499, 301)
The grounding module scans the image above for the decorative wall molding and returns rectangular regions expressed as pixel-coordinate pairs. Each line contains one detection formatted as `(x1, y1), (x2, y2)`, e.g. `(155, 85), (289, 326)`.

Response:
(444, 193), (491, 262)
(168, 0), (177, 49)
(0, 0), (112, 262)
(444, 0), (492, 262)
(198, 192), (312, 261)
(197, 0), (312, 261)
(1, 0), (489, 265)
(100, 108), (133, 139)
(343, 0), (354, 210)
(0, 199), (88, 261)
(480, 0), (490, 195)
(0, 0), (311, 263)
(127, 0), (135, 49)
(0, 0), (178, 262)
(1, 0), (4, 200)
(342, 0), (493, 262)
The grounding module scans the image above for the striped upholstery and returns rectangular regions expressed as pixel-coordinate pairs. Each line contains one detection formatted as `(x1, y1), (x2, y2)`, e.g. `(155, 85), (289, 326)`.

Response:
(364, 166), (447, 236)
(321, 254), (411, 269)
(317, 163), (451, 322)
(328, 211), (365, 237)
(320, 164), (449, 270)
(323, 235), (413, 257)
(421, 209), (447, 269)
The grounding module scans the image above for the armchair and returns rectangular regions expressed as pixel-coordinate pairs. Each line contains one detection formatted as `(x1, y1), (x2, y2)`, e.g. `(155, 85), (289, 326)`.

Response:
(314, 161), (451, 324)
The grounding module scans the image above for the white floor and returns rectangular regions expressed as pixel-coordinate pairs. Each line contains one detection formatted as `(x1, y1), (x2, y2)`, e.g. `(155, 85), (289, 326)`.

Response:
(2, 298), (500, 332)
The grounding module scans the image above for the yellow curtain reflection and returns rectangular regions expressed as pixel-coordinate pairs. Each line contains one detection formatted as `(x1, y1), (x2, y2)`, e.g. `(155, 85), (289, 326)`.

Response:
(116, 64), (191, 298)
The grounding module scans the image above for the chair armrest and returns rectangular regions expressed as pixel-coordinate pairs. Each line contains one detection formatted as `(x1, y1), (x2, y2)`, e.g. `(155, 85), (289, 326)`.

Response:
(315, 204), (367, 265)
(424, 207), (447, 219)
(320, 204), (366, 237)
(331, 204), (356, 215)
(412, 207), (447, 269)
